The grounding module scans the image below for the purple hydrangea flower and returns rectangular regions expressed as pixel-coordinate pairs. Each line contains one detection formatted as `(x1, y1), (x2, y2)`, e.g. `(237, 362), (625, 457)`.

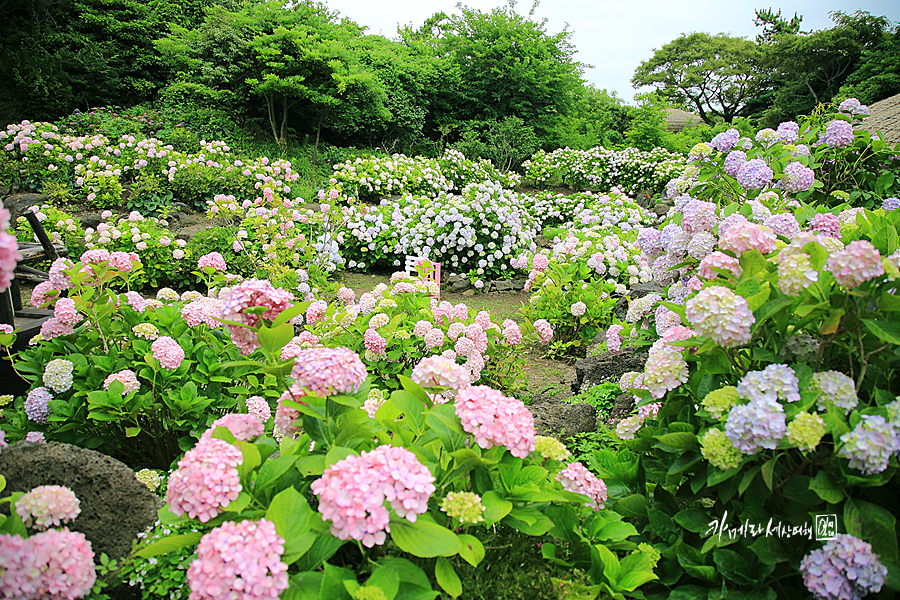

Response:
(824, 120), (854, 148)
(764, 212), (801, 239)
(882, 197), (900, 211)
(800, 534), (887, 600)
(25, 387), (53, 423)
(737, 159), (774, 190)
(737, 364), (801, 403)
(725, 398), (786, 454)
(781, 161), (815, 193)
(775, 121), (800, 144)
(711, 128), (740, 153)
(839, 415), (900, 474)
(724, 150), (748, 177)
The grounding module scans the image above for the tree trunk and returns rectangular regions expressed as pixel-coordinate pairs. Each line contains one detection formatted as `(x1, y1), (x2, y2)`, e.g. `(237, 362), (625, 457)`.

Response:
(279, 95), (289, 144)
(313, 120), (321, 166)
(266, 95), (278, 144)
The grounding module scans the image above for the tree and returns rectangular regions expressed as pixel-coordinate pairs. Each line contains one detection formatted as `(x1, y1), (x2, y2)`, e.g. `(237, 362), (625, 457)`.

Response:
(558, 86), (632, 149)
(631, 32), (767, 124)
(407, 2), (585, 143)
(838, 23), (900, 105)
(758, 10), (892, 124)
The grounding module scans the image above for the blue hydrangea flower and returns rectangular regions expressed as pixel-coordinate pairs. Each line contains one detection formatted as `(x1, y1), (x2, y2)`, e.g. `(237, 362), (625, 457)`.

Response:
(839, 415), (900, 474)
(725, 398), (786, 454)
(800, 534), (887, 600)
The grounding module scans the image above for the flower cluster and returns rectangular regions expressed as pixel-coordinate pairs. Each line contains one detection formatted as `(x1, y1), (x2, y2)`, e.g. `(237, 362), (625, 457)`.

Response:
(151, 336), (185, 370)
(25, 386), (53, 423)
(685, 286), (755, 348)
(245, 396), (272, 423)
(534, 435), (572, 462)
(311, 445), (436, 548)
(187, 519), (289, 600)
(839, 415), (900, 475)
(725, 399), (786, 455)
(0, 528), (96, 600)
(291, 347), (367, 397)
(15, 485), (81, 530)
(700, 428), (742, 471)
(166, 437), (243, 522)
(42, 359), (74, 393)
(103, 369), (140, 394)
(410, 355), (470, 390)
(201, 413), (265, 442)
(800, 534), (886, 600)
(555, 462), (608, 510)
(220, 279), (295, 355)
(454, 385), (536, 458)
(440, 491), (485, 524)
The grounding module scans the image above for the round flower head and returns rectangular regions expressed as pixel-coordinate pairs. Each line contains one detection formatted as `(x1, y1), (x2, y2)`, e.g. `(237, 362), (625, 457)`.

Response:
(839, 415), (900, 475)
(681, 199), (718, 235)
(685, 286), (755, 348)
(25, 386), (53, 423)
(702, 386), (739, 420)
(616, 414), (644, 440)
(246, 395), (271, 423)
(532, 253), (549, 271)
(776, 121), (800, 144)
(801, 534), (887, 600)
(737, 158), (774, 190)
(718, 221), (778, 256)
(724, 150), (748, 177)
(737, 364), (801, 404)
(534, 435), (572, 461)
(570, 301), (587, 316)
(103, 369), (140, 394)
(700, 428), (742, 471)
(764, 212), (801, 239)
(411, 355), (470, 390)
(781, 161), (815, 193)
(606, 323), (624, 352)
(533, 319), (553, 344)
(363, 328), (387, 356)
(311, 445), (436, 548)
(187, 519), (289, 600)
(166, 437), (243, 522)
(556, 462), (608, 510)
(455, 385), (535, 458)
(30, 281), (56, 308)
(824, 119), (854, 148)
(135, 469), (163, 491)
(812, 371), (858, 413)
(291, 347), (367, 397)
(808, 212), (842, 238)
(787, 412), (826, 452)
(132, 322), (159, 339)
(25, 432), (46, 443)
(43, 359), (74, 393)
(698, 251), (742, 280)
(20, 528), (96, 599)
(156, 287), (179, 301)
(882, 197), (900, 211)
(48, 257), (73, 290)
(201, 413), (265, 442)
(53, 297), (78, 326)
(643, 344), (688, 400)
(725, 398), (786, 454)
(777, 247), (819, 296)
(827, 240), (884, 288)
(220, 279), (295, 355)
(441, 492), (485, 524)
(151, 336), (185, 370)
(711, 128), (740, 153)
(197, 251), (227, 271)
(15, 485), (81, 530)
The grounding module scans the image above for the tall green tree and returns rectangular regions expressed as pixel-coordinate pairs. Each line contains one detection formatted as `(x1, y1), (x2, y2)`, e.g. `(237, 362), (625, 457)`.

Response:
(758, 10), (893, 125)
(838, 23), (900, 105)
(631, 32), (767, 124)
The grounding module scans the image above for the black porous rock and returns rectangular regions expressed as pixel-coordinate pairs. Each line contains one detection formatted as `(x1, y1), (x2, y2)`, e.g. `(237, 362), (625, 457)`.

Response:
(530, 394), (597, 438)
(572, 347), (649, 395)
(0, 441), (163, 560)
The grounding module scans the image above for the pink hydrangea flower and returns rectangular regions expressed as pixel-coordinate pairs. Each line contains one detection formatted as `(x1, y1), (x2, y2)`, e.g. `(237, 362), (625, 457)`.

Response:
(643, 343), (689, 399)
(48, 258), (73, 290)
(447, 321), (466, 341)
(827, 240), (884, 288)
(698, 251), (743, 279)
(305, 300), (328, 326)
(685, 286), (755, 348)
(220, 279), (295, 355)
(246, 396), (271, 423)
(11, 528), (96, 599)
(52, 297), (79, 326)
(166, 437), (243, 522)
(291, 347), (367, 397)
(718, 221), (778, 256)
(411, 356), (470, 390)
(556, 462), (608, 510)
(15, 485), (81, 530)
(311, 445), (436, 548)
(455, 385), (535, 458)
(807, 213), (842, 238)
(107, 251), (135, 272)
(534, 319), (553, 344)
(201, 413), (265, 442)
(151, 336), (185, 370)
(363, 328), (387, 356)
(40, 316), (74, 340)
(501, 319), (523, 346)
(182, 297), (224, 328)
(103, 369), (140, 394)
(197, 251), (227, 271)
(0, 204), (22, 292)
(187, 519), (289, 600)
(681, 199), (719, 235)
(125, 291), (146, 313)
(413, 320), (433, 337)
(25, 432), (46, 443)
(532, 254), (549, 272)
(423, 328), (446, 350)
(336, 286), (355, 305)
(80, 248), (111, 264)
(274, 386), (305, 439)
(31, 281), (56, 308)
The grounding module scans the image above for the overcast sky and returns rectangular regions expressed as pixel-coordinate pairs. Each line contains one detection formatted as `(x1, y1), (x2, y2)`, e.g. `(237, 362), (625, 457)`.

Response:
(321, 0), (900, 104)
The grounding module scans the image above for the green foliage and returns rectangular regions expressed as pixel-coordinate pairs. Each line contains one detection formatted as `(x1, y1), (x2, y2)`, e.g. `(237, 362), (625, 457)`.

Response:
(838, 26), (900, 105)
(631, 32), (766, 124)
(558, 87), (632, 151)
(451, 117), (541, 173)
(571, 382), (622, 417)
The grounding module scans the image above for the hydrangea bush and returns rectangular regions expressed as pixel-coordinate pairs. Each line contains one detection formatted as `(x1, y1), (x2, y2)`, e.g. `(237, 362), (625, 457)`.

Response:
(523, 146), (686, 196)
(586, 100), (900, 598)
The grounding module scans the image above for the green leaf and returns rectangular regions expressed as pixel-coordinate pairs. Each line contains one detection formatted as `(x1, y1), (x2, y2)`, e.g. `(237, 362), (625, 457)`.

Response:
(614, 494), (649, 519)
(266, 487), (315, 564)
(761, 456), (778, 491)
(257, 323), (295, 358)
(592, 544), (621, 583)
(363, 568), (400, 600)
(325, 446), (356, 468)
(254, 455), (300, 493)
(435, 557), (462, 598)
(739, 250), (768, 277)
(674, 509), (713, 534)
(237, 441), (261, 480)
(391, 390), (425, 434)
(457, 534), (485, 567)
(809, 471), (844, 504)
(752, 297), (794, 331)
(135, 533), (203, 558)
(861, 319), (900, 345)
(390, 519), (459, 558)
(320, 563), (354, 600)
(595, 520), (638, 541)
(844, 498), (899, 563)
(481, 491), (512, 525)
(503, 507), (554, 536)
(125, 427), (141, 438)
(655, 432), (698, 450)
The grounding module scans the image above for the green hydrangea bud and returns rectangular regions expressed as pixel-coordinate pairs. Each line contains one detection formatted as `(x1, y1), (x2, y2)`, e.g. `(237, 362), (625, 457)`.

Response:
(787, 412), (826, 452)
(393, 329), (411, 340)
(0, 394), (13, 407)
(534, 435), (571, 462)
(700, 428), (742, 471)
(635, 543), (661, 569)
(886, 399), (900, 425)
(135, 469), (163, 492)
(702, 386), (739, 420)
(440, 491), (485, 524)
(354, 587), (388, 600)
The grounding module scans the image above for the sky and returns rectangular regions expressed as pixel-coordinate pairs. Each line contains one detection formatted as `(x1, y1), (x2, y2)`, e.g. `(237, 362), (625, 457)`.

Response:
(321, 0), (900, 104)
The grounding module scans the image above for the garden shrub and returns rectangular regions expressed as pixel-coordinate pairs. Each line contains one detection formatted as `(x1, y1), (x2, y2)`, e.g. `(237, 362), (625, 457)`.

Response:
(588, 99), (900, 598)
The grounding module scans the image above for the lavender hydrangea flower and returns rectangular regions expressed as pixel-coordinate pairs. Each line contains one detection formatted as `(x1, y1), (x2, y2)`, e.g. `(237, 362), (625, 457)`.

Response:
(737, 364), (801, 403)
(737, 159), (774, 190)
(882, 197), (900, 211)
(824, 120), (854, 148)
(775, 121), (800, 144)
(839, 415), (900, 474)
(711, 128), (740, 153)
(724, 150), (748, 177)
(725, 398), (786, 454)
(781, 161), (815, 193)
(801, 534), (887, 600)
